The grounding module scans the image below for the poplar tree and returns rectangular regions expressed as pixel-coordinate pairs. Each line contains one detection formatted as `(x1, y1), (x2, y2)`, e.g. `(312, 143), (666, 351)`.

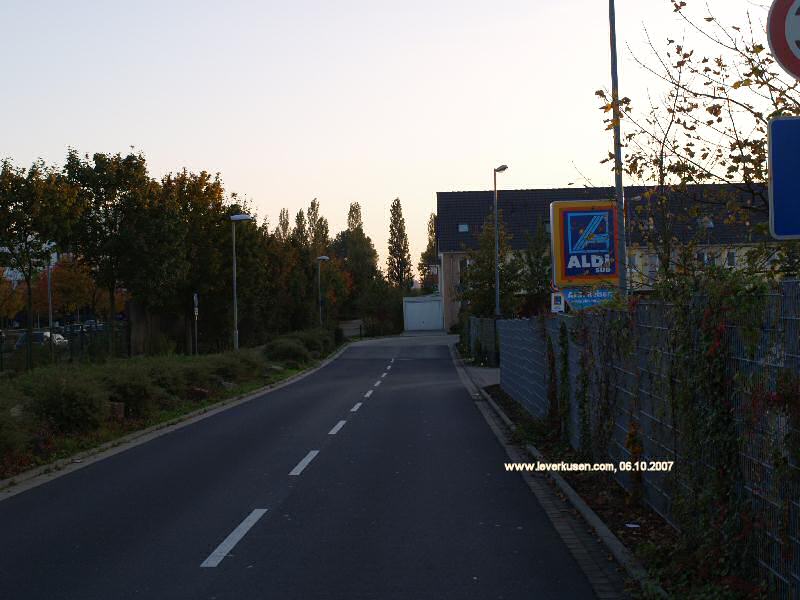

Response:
(386, 198), (412, 290)
(418, 213), (438, 292)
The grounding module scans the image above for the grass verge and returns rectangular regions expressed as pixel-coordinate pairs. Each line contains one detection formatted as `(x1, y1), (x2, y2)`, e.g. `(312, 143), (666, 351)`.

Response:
(1, 329), (343, 482)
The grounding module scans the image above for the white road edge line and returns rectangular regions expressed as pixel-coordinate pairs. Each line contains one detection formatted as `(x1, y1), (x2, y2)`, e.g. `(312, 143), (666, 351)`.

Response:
(351, 402), (362, 412)
(328, 420), (347, 435)
(364, 390), (373, 398)
(289, 450), (320, 476)
(200, 508), (268, 568)
(374, 380), (382, 387)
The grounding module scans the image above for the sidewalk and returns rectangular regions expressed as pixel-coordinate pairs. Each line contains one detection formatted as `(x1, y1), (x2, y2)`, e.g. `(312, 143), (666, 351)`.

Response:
(464, 363), (499, 390)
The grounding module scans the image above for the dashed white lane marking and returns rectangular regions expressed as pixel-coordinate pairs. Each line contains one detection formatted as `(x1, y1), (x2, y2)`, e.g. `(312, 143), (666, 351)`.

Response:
(391, 358), (395, 363)
(381, 372), (387, 378)
(387, 365), (392, 370)
(351, 402), (362, 412)
(374, 380), (382, 387)
(289, 450), (319, 476)
(201, 509), (268, 567)
(364, 390), (373, 398)
(328, 420), (346, 435)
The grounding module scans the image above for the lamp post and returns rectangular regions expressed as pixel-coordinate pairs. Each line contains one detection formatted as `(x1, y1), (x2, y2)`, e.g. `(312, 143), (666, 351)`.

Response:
(493, 164), (508, 318)
(47, 255), (53, 361)
(316, 255), (329, 326)
(230, 213), (253, 350)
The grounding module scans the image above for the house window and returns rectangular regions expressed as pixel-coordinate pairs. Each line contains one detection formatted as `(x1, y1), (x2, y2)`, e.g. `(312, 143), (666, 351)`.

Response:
(726, 250), (736, 267)
(458, 223), (469, 233)
(647, 255), (659, 282)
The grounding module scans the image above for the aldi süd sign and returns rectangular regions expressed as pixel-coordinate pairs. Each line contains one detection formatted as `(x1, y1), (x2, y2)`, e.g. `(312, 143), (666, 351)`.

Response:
(550, 200), (620, 289)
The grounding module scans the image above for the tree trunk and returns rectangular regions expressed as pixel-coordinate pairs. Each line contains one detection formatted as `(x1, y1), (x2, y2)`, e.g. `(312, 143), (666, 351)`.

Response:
(108, 285), (115, 356)
(25, 277), (33, 370)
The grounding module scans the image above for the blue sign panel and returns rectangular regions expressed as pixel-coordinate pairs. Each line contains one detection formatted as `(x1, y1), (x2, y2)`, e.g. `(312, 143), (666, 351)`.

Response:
(769, 116), (800, 240)
(561, 209), (615, 279)
(551, 200), (619, 289)
(563, 288), (614, 311)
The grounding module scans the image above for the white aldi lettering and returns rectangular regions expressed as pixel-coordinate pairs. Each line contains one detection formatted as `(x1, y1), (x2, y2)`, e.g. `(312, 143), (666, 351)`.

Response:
(566, 254), (612, 273)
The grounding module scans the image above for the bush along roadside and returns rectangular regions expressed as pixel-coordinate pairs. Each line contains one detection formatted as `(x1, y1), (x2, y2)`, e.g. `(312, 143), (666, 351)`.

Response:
(0, 328), (341, 481)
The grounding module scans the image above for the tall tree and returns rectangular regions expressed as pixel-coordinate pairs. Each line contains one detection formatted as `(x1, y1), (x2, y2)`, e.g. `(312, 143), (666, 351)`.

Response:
(520, 220), (551, 316)
(0, 160), (79, 367)
(418, 213), (438, 293)
(118, 179), (188, 316)
(65, 150), (150, 352)
(330, 202), (380, 318)
(386, 197), (413, 290)
(276, 208), (290, 242)
(158, 170), (229, 352)
(460, 211), (523, 318)
(307, 198), (329, 257)
(347, 202), (363, 232)
(0, 277), (24, 328)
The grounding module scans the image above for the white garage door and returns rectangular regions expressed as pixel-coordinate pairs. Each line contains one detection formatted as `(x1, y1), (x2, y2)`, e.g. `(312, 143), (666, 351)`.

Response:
(404, 299), (443, 331)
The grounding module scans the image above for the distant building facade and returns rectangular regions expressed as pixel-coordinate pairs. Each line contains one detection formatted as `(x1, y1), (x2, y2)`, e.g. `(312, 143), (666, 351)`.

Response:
(436, 185), (772, 330)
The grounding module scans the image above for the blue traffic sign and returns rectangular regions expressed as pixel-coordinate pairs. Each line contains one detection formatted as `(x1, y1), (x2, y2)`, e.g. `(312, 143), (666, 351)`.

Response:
(769, 116), (800, 240)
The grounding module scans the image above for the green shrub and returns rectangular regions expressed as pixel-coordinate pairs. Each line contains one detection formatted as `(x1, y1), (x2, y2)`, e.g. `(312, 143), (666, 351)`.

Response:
(212, 350), (263, 382)
(148, 360), (189, 399)
(0, 393), (31, 459)
(105, 367), (166, 419)
(180, 358), (221, 392)
(286, 329), (334, 358)
(27, 373), (108, 434)
(264, 338), (311, 364)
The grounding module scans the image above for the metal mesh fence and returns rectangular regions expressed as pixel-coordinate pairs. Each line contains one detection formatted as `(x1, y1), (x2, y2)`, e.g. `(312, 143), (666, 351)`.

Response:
(497, 281), (800, 598)
(468, 316), (498, 367)
(0, 325), (129, 372)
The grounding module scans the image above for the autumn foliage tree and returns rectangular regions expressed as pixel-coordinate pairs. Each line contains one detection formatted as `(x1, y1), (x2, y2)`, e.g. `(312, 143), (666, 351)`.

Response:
(0, 150), (392, 359)
(596, 0), (800, 279)
(0, 160), (79, 366)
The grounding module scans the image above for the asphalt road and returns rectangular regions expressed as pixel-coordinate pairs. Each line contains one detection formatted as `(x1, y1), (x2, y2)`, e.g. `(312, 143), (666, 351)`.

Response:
(0, 335), (596, 599)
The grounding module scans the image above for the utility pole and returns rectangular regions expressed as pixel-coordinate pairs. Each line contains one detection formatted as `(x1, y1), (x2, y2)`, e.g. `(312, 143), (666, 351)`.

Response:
(609, 0), (627, 295)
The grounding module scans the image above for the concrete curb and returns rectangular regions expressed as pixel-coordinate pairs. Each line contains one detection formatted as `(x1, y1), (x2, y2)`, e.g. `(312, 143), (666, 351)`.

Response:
(451, 346), (516, 431)
(0, 342), (352, 500)
(483, 388), (668, 599)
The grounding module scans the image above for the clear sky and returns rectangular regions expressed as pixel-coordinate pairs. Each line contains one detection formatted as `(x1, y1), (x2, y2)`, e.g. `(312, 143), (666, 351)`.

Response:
(0, 0), (761, 274)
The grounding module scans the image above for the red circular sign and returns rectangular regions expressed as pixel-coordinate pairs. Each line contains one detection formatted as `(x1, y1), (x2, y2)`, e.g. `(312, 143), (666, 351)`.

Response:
(769, 0), (800, 80)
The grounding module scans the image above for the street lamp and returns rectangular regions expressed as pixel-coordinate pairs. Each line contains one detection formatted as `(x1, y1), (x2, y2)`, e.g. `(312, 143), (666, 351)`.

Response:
(230, 213), (253, 350)
(493, 164), (508, 318)
(316, 255), (329, 326)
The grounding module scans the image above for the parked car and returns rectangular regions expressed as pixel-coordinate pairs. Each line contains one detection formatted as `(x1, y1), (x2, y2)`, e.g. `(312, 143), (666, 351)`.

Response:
(83, 320), (105, 331)
(15, 331), (69, 350)
(64, 323), (84, 334)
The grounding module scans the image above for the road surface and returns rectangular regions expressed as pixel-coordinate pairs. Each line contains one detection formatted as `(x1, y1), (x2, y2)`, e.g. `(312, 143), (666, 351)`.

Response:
(0, 334), (597, 599)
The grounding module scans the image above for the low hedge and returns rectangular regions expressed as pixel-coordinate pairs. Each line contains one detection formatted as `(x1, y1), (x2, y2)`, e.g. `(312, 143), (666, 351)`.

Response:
(0, 331), (338, 479)
(263, 338), (312, 365)
(25, 372), (108, 434)
(284, 329), (334, 358)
